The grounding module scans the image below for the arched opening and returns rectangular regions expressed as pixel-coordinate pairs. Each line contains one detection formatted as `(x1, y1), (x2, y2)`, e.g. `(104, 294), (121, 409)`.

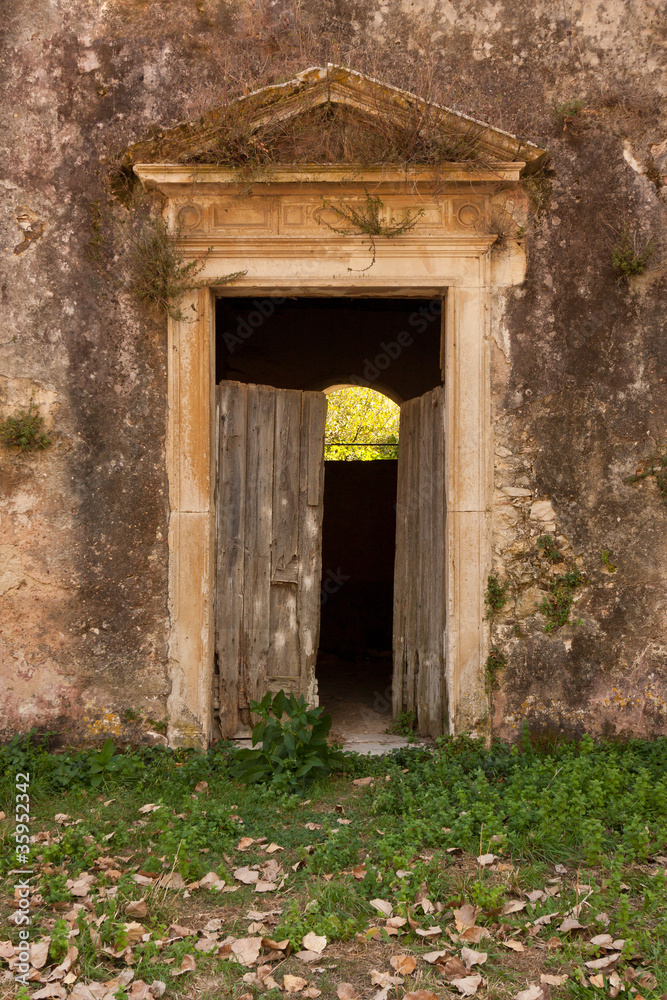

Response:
(317, 386), (400, 735)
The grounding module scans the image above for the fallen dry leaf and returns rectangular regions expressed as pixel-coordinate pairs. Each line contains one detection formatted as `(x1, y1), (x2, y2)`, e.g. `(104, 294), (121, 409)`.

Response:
(54, 814), (71, 825)
(304, 989), (321, 998)
(234, 867), (260, 884)
(138, 803), (160, 814)
(370, 898), (393, 917)
(453, 904), (478, 931)
(461, 947), (487, 968)
(476, 854), (498, 867)
(295, 951), (322, 963)
(451, 974), (484, 996)
(304, 822), (322, 831)
(460, 926), (491, 944)
(231, 937), (262, 966)
(255, 880), (278, 892)
(195, 937), (219, 953)
(336, 984), (359, 1000)
(30, 939), (50, 969)
(352, 776), (374, 786)
(284, 974), (309, 993)
(502, 900), (527, 915)
(423, 949), (449, 964)
(352, 865), (366, 880)
(541, 975), (567, 986)
(404, 993), (440, 1000)
(515, 986), (544, 1000)
(503, 940), (525, 952)
(125, 899), (147, 918)
(302, 932), (327, 954)
(371, 970), (403, 988)
(440, 957), (468, 981)
(558, 916), (585, 933)
(415, 926), (441, 938)
(32, 987), (67, 1000)
(585, 953), (621, 970)
(390, 955), (416, 974)
(237, 837), (255, 851)
(589, 975), (605, 988)
(170, 954), (196, 977)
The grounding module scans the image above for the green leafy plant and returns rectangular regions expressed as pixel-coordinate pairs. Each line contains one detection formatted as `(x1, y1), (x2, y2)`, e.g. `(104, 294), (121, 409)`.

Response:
(485, 646), (507, 693)
(49, 919), (71, 964)
(0, 401), (51, 452)
(554, 98), (586, 128)
(389, 710), (417, 737)
(537, 534), (561, 563)
(319, 190), (424, 271)
(83, 738), (142, 788)
(230, 690), (343, 792)
(601, 549), (617, 572)
(485, 574), (508, 618)
(626, 445), (667, 504)
(128, 215), (245, 319)
(608, 224), (657, 277)
(539, 569), (584, 632)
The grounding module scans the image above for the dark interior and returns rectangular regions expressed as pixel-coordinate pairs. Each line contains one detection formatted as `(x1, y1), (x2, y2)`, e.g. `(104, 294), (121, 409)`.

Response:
(319, 459), (397, 658)
(215, 296), (442, 728)
(216, 296), (442, 400)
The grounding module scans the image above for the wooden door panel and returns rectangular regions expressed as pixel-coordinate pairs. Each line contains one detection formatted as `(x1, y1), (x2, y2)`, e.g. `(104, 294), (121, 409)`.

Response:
(215, 381), (326, 736)
(393, 384), (446, 737)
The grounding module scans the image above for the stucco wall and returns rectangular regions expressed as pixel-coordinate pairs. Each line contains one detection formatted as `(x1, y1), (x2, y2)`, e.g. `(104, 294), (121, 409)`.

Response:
(1, 0), (665, 742)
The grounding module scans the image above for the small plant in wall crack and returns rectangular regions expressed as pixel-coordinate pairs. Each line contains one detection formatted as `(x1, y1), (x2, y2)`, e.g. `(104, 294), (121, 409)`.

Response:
(536, 533), (561, 563)
(484, 574), (509, 619)
(539, 568), (585, 632)
(485, 645), (507, 693)
(605, 223), (658, 278)
(128, 215), (246, 320)
(318, 190), (424, 272)
(0, 400), (51, 453)
(625, 442), (667, 504)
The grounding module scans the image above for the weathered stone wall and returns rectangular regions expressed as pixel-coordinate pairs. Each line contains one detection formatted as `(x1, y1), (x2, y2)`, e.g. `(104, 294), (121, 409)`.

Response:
(1, 0), (665, 743)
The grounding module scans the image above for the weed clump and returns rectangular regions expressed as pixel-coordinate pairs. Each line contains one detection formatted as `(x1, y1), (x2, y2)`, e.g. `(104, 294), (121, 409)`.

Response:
(553, 98), (586, 129)
(626, 444), (667, 504)
(318, 190), (424, 271)
(230, 690), (343, 793)
(485, 645), (507, 692)
(127, 216), (245, 320)
(536, 534), (561, 563)
(0, 401), (51, 452)
(539, 568), (584, 632)
(608, 224), (658, 277)
(485, 574), (508, 619)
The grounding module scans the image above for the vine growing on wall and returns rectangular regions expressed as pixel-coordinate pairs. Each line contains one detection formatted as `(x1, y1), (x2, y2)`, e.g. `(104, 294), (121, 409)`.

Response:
(318, 190), (424, 271)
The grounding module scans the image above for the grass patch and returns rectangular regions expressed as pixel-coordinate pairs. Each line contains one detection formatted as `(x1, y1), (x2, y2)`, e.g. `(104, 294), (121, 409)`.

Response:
(1, 732), (666, 999)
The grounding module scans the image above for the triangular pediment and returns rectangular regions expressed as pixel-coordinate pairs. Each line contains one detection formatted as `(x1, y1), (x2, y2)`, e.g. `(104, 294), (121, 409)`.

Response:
(125, 65), (546, 173)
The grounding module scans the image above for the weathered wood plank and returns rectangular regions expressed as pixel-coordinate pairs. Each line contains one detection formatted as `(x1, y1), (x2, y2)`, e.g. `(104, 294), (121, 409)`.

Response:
(267, 582), (300, 679)
(242, 384), (275, 716)
(392, 385), (446, 737)
(215, 381), (247, 738)
(298, 392), (327, 701)
(392, 400), (409, 719)
(272, 390), (301, 584)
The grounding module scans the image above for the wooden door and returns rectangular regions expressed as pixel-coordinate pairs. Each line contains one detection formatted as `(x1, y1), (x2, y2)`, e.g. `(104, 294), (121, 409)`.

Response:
(215, 381), (327, 737)
(392, 384), (447, 737)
